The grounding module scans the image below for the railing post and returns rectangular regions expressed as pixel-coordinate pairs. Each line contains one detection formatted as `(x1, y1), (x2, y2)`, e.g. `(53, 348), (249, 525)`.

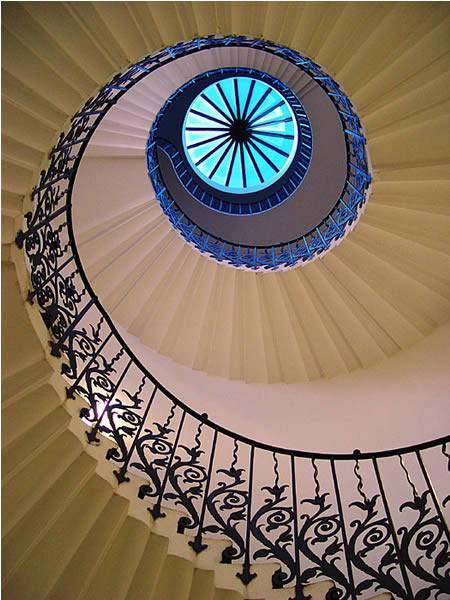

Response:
(372, 457), (414, 598)
(189, 428), (218, 554)
(149, 409), (186, 521)
(237, 444), (257, 585)
(289, 455), (311, 600)
(113, 384), (158, 484)
(65, 330), (113, 399)
(330, 459), (356, 600)
(50, 297), (97, 358)
(415, 450), (450, 541)
(85, 358), (133, 443)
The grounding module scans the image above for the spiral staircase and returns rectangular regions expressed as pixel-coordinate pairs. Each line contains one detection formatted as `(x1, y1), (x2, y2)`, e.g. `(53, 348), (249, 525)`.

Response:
(2, 3), (450, 600)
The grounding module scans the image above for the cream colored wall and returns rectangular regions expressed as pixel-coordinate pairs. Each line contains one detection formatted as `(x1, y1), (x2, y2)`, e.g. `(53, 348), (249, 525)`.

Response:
(122, 322), (450, 454)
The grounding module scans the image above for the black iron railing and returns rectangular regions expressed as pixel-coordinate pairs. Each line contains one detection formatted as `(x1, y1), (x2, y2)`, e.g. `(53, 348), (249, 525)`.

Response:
(16, 35), (449, 600)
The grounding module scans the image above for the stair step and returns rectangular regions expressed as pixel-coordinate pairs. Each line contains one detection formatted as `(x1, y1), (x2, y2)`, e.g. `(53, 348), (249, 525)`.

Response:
(2, 430), (83, 536)
(2, 383), (62, 448)
(81, 515), (148, 600)
(151, 554), (194, 600)
(2, 359), (52, 407)
(3, 473), (114, 600)
(2, 452), (96, 580)
(214, 590), (244, 600)
(2, 405), (71, 481)
(189, 569), (215, 600)
(2, 262), (45, 383)
(46, 493), (130, 600)
(125, 533), (169, 600)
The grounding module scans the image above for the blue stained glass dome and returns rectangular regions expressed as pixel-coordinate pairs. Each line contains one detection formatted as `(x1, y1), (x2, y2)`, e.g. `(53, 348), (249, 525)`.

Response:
(182, 76), (299, 194)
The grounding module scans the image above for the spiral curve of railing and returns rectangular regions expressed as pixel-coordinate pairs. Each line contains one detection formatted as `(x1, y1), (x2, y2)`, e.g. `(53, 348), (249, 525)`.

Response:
(15, 35), (449, 600)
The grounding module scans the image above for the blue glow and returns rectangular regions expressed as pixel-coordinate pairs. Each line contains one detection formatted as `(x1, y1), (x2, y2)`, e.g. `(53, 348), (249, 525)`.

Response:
(146, 37), (371, 270)
(182, 76), (299, 194)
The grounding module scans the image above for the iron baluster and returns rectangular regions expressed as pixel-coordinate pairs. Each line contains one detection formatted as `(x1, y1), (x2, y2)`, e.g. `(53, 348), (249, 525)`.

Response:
(149, 409), (186, 521)
(189, 428), (218, 554)
(416, 450), (450, 541)
(372, 457), (413, 599)
(290, 455), (311, 600)
(330, 459), (356, 600)
(85, 358), (133, 443)
(349, 451), (409, 598)
(251, 452), (296, 589)
(50, 297), (96, 358)
(78, 345), (126, 425)
(352, 451), (368, 504)
(298, 459), (350, 598)
(172, 415), (209, 535)
(399, 454), (419, 500)
(397, 452), (450, 597)
(134, 403), (178, 501)
(442, 442), (450, 469)
(237, 444), (257, 585)
(103, 372), (147, 465)
(113, 384), (157, 484)
(65, 330), (113, 399)
(442, 442), (450, 507)
(209, 438), (248, 564)
(101, 372), (147, 464)
(15, 205), (67, 249)
(312, 457), (320, 499)
(26, 254), (75, 305)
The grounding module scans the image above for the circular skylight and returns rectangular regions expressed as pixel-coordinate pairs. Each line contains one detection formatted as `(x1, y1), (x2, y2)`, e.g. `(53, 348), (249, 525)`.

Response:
(146, 39), (371, 271)
(182, 76), (299, 194)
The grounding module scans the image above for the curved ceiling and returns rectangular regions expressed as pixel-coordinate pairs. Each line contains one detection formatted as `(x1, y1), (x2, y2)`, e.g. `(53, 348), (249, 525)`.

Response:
(3, 2), (450, 387)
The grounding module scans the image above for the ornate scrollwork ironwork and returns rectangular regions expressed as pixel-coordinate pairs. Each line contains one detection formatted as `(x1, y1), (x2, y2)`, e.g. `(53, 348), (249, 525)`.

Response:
(69, 341), (124, 424)
(297, 459), (351, 599)
(398, 490), (450, 599)
(348, 494), (407, 598)
(59, 315), (104, 382)
(100, 374), (147, 468)
(204, 441), (248, 563)
(298, 491), (350, 599)
(250, 454), (296, 588)
(164, 418), (208, 535)
(26, 222), (85, 342)
(133, 404), (178, 500)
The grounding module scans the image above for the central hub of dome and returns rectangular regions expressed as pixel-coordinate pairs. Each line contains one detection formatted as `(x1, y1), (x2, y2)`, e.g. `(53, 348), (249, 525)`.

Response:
(182, 75), (300, 195)
(229, 118), (250, 143)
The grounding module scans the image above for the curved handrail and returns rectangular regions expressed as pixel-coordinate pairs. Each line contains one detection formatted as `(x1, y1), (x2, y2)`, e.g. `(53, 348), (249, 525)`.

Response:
(17, 35), (450, 599)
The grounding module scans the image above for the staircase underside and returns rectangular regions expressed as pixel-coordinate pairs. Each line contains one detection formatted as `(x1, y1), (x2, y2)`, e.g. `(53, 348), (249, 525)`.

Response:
(2, 1), (450, 384)
(2, 2), (450, 599)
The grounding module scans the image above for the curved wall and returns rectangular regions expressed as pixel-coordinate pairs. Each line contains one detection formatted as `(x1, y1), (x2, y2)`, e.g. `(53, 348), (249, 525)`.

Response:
(120, 322), (450, 454)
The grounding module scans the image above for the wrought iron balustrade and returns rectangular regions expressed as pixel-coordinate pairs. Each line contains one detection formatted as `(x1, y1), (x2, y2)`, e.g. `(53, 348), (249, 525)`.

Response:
(16, 35), (449, 600)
